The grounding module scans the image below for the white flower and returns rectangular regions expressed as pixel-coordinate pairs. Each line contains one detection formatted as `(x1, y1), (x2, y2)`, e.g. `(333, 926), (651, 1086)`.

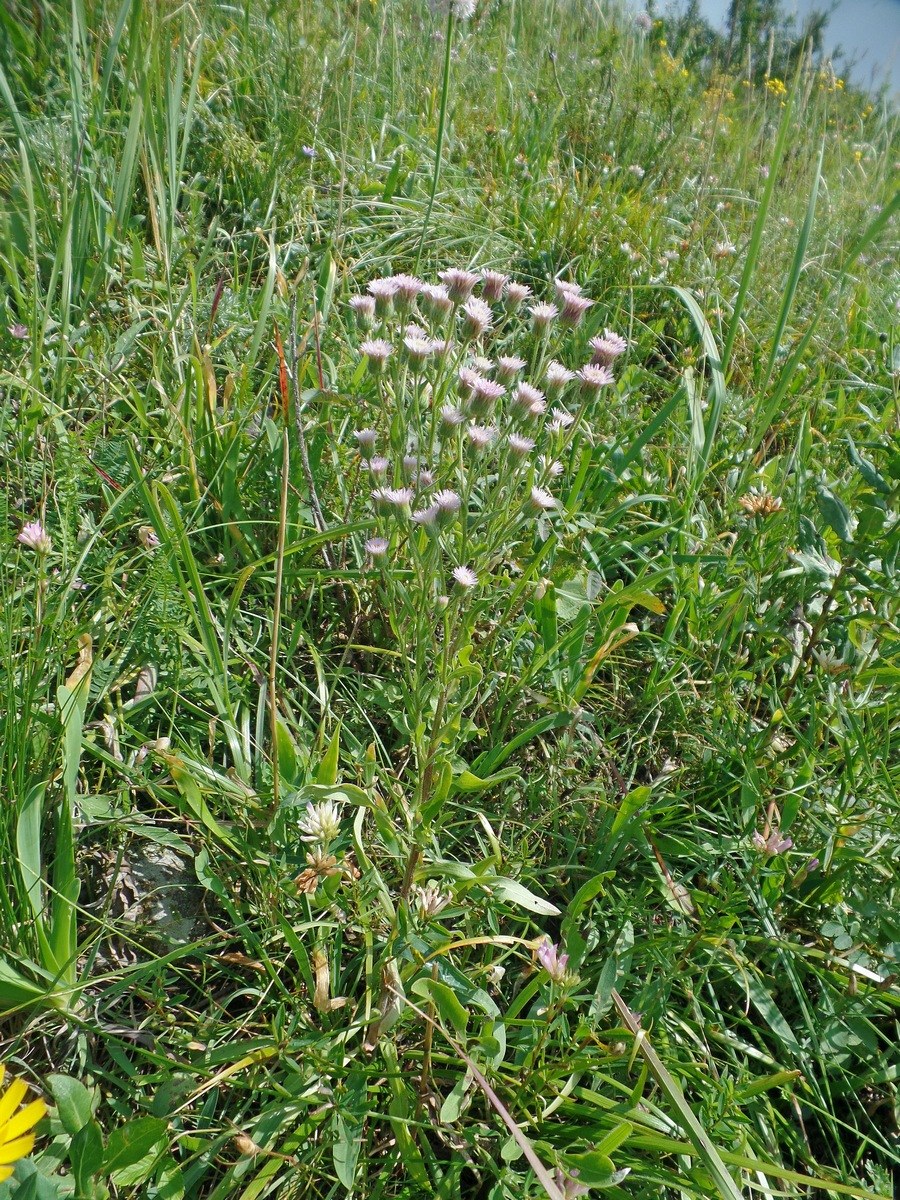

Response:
(452, 0), (476, 19)
(589, 330), (628, 365)
(415, 883), (453, 919)
(545, 361), (575, 393)
(440, 404), (466, 429)
(577, 364), (614, 392)
(548, 410), (575, 433)
(452, 564), (478, 589)
(17, 521), (52, 554)
(468, 424), (496, 450)
(507, 433), (535, 457)
(530, 486), (558, 511)
(439, 268), (479, 302)
(462, 296), (493, 338)
(496, 355), (526, 380)
(299, 800), (342, 846)
(354, 428), (378, 458)
(365, 537), (389, 557)
(349, 295), (376, 328)
(529, 302), (558, 330)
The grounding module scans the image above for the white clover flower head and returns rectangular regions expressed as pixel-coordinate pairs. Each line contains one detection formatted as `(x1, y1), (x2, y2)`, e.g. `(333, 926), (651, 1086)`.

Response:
(439, 267), (479, 302)
(404, 333), (435, 366)
(468, 424), (496, 450)
(508, 433), (535, 457)
(367, 277), (399, 316)
(559, 290), (593, 327)
(392, 273), (422, 308)
(452, 564), (478, 590)
(365, 536), (389, 558)
(360, 338), (393, 373)
(299, 799), (342, 846)
(480, 269), (509, 301)
(18, 521), (52, 555)
(505, 281), (532, 310)
(419, 282), (453, 318)
(367, 455), (390, 478)
(512, 381), (546, 416)
(530, 486), (558, 512)
(462, 296), (493, 339)
(440, 404), (466, 430)
(549, 409), (575, 433)
(452, 0), (476, 18)
(545, 360), (576, 394)
(470, 376), (506, 416)
(578, 364), (614, 393)
(589, 330), (628, 365)
(415, 883), (453, 919)
(354, 428), (378, 458)
(350, 294), (376, 328)
(496, 354), (526, 381)
(529, 301), (559, 330)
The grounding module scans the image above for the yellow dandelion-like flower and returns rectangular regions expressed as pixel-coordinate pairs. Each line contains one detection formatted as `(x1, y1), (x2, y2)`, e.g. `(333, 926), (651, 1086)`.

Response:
(0, 1066), (46, 1182)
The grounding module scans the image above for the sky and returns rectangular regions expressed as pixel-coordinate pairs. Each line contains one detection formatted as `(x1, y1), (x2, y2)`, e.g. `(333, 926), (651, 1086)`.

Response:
(672, 0), (900, 93)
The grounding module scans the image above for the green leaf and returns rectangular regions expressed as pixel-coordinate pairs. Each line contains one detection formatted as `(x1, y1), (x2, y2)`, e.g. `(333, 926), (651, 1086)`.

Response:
(104, 1116), (168, 1185)
(48, 1074), (96, 1136)
(332, 1112), (361, 1190)
(610, 786), (651, 838)
(70, 1119), (105, 1194)
(816, 485), (855, 543)
(411, 978), (469, 1039)
(489, 877), (560, 916)
(317, 724), (341, 787)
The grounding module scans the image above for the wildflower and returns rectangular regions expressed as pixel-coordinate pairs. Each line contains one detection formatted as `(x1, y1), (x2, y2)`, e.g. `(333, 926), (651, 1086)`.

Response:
(752, 830), (793, 856)
(417, 468), (434, 488)
(468, 424), (496, 450)
(452, 0), (476, 17)
(440, 404), (466, 430)
(404, 333), (435, 366)
(529, 302), (559, 331)
(739, 488), (782, 518)
(589, 329), (628, 365)
(512, 382), (546, 416)
(392, 273), (422, 309)
(548, 410), (575, 433)
(470, 376), (506, 416)
(364, 537), (389, 558)
(536, 937), (569, 982)
(419, 283), (453, 319)
(415, 883), (452, 919)
(505, 281), (532, 310)
(545, 361), (575, 394)
(462, 296), (493, 339)
(359, 338), (393, 374)
(402, 455), (420, 480)
(628, 164), (645, 179)
(354, 428), (378, 459)
(507, 433), (535, 457)
(458, 366), (484, 397)
(439, 268), (479, 302)
(480, 270), (508, 301)
(412, 505), (439, 527)
(713, 241), (736, 259)
(367, 278), (398, 317)
(577, 364), (614, 394)
(372, 487), (414, 514)
(472, 355), (494, 375)
(8, 324), (28, 340)
(539, 455), (564, 478)
(295, 849), (341, 894)
(17, 521), (52, 555)
(452, 565), (478, 590)
(138, 526), (161, 550)
(366, 456), (390, 478)
(530, 486), (558, 512)
(553, 1168), (591, 1199)
(554, 278), (581, 302)
(433, 489), (462, 521)
(496, 354), (526, 381)
(635, 11), (652, 31)
(301, 145), (316, 158)
(0, 1066), (46, 1183)
(349, 294), (376, 329)
(299, 800), (342, 846)
(559, 291), (593, 327)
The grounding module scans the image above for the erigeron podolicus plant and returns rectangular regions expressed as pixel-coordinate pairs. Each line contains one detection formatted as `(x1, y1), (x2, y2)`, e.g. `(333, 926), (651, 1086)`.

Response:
(345, 269), (627, 895)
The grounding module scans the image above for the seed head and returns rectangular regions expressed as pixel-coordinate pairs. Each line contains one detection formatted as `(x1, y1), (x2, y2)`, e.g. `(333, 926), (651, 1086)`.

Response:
(17, 521), (52, 555)
(539, 455), (564, 477)
(439, 268), (479, 303)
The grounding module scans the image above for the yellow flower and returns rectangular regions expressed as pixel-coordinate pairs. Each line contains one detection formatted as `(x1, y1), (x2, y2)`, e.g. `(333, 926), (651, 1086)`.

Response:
(0, 1066), (46, 1183)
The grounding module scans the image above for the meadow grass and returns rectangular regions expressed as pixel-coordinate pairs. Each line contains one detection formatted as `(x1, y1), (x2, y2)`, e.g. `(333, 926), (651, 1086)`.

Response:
(0, 0), (898, 1197)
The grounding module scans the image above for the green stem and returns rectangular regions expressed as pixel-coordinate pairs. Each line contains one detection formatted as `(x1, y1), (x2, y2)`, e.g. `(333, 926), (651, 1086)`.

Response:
(414, 4), (455, 273)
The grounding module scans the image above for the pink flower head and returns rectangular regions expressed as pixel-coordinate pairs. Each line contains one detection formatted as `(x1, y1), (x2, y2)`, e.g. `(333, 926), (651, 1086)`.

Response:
(452, 564), (478, 590)
(364, 537), (389, 557)
(589, 329), (628, 365)
(440, 404), (466, 430)
(545, 360), (576, 394)
(17, 521), (52, 555)
(372, 486), (413, 513)
(439, 268), (479, 303)
(480, 269), (509, 302)
(577, 364), (614, 393)
(559, 291), (593, 327)
(470, 376), (506, 416)
(392, 273), (422, 308)
(412, 504), (440, 527)
(367, 455), (390, 478)
(360, 338), (393, 374)
(505, 281), (532, 310)
(354, 428), (378, 458)
(350, 294), (376, 328)
(554, 278), (582, 303)
(530, 486), (558, 512)
(462, 296), (493, 339)
(507, 433), (535, 457)
(467, 424), (496, 450)
(529, 302), (559, 331)
(536, 937), (569, 982)
(404, 333), (435, 366)
(496, 355), (526, 381)
(367, 277), (399, 316)
(549, 409), (575, 433)
(419, 283), (453, 319)
(433, 489), (462, 519)
(752, 830), (793, 856)
(512, 382), (546, 416)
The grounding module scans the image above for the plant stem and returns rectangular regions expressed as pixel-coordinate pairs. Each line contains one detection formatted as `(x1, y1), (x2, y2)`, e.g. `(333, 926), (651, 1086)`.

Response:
(414, 4), (455, 274)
